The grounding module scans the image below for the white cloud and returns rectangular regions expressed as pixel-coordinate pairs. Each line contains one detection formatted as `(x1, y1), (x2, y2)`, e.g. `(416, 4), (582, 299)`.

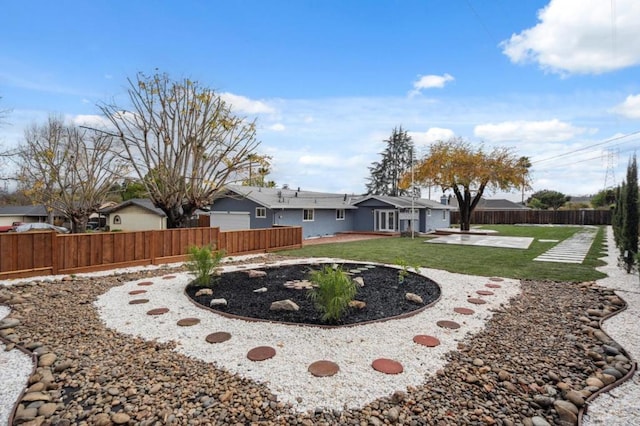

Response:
(474, 119), (591, 143)
(613, 94), (640, 119)
(409, 127), (455, 146)
(70, 114), (110, 128)
(268, 123), (286, 131)
(409, 74), (454, 96)
(501, 0), (640, 75)
(219, 92), (275, 114)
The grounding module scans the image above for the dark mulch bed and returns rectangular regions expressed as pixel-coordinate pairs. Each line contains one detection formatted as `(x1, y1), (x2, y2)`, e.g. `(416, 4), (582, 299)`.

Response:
(186, 263), (441, 326)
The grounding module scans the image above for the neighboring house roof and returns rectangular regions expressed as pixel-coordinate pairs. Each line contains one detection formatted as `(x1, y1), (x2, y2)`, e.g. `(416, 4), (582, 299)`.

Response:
(222, 185), (358, 210)
(447, 197), (529, 211)
(353, 195), (454, 210)
(100, 199), (167, 217)
(0, 205), (49, 217)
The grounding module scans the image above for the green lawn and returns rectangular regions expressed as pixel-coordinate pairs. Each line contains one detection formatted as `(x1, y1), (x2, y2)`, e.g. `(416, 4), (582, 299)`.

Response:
(277, 225), (608, 282)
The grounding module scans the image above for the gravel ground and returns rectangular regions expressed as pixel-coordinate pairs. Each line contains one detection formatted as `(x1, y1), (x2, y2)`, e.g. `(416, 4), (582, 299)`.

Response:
(582, 227), (640, 426)
(0, 229), (637, 425)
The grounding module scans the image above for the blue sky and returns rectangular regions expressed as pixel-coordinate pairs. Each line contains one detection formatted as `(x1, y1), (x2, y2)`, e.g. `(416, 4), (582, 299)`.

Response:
(1, 0), (640, 201)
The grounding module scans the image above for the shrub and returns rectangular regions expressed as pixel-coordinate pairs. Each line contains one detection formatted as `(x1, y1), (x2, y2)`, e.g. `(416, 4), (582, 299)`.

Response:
(185, 244), (225, 287)
(307, 265), (357, 323)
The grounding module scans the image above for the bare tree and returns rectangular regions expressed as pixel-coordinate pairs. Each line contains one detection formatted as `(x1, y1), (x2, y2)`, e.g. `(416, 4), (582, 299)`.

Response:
(96, 72), (261, 228)
(15, 116), (127, 232)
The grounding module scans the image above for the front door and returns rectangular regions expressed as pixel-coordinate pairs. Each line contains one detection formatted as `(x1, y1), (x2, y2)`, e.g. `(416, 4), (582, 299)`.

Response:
(375, 210), (397, 232)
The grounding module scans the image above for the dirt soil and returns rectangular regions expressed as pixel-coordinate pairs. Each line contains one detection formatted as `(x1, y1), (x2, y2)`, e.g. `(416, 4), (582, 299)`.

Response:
(186, 263), (441, 326)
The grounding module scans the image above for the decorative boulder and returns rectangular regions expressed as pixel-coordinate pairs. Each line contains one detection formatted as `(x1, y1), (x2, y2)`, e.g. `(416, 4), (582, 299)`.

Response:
(253, 287), (268, 293)
(210, 298), (228, 307)
(405, 293), (424, 304)
(246, 270), (267, 278)
(270, 299), (300, 311)
(353, 277), (365, 287)
(195, 288), (213, 297)
(349, 300), (366, 309)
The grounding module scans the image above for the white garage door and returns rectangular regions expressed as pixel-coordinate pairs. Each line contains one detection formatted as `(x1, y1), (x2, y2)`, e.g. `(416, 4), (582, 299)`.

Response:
(210, 211), (251, 231)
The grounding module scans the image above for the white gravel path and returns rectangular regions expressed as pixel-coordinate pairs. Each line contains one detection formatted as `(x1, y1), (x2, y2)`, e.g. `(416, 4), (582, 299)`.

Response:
(583, 227), (640, 425)
(95, 258), (521, 412)
(0, 305), (33, 426)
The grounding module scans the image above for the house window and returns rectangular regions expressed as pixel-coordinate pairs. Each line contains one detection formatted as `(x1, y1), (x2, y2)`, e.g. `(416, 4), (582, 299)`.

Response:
(303, 209), (314, 222)
(427, 209), (431, 216)
(113, 215), (121, 225)
(336, 209), (345, 220)
(442, 210), (447, 220)
(256, 207), (266, 218)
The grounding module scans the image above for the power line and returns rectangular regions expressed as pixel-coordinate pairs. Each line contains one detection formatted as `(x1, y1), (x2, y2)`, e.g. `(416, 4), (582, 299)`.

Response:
(531, 130), (640, 165)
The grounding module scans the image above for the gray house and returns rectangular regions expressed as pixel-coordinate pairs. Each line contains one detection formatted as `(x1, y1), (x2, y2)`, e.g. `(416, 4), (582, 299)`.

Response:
(209, 185), (452, 239)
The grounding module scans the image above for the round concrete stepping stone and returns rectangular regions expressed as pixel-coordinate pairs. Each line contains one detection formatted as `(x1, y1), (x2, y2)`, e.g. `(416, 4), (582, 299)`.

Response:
(129, 299), (149, 305)
(476, 290), (494, 296)
(147, 308), (169, 315)
(454, 307), (475, 315)
(485, 283), (502, 288)
(247, 346), (276, 361)
(437, 320), (461, 329)
(467, 298), (487, 305)
(162, 275), (176, 279)
(413, 335), (441, 347)
(372, 358), (403, 374)
(489, 277), (504, 282)
(308, 360), (340, 377)
(128, 289), (147, 295)
(177, 318), (200, 327)
(206, 332), (231, 344)
(137, 281), (153, 286)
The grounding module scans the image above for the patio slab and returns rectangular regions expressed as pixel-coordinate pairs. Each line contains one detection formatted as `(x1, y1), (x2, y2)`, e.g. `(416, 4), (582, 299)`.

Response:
(426, 234), (534, 249)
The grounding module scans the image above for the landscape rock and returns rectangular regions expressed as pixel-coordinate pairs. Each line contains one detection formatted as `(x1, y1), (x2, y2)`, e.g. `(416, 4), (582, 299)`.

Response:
(209, 298), (227, 307)
(405, 292), (423, 304)
(195, 288), (213, 297)
(270, 299), (300, 311)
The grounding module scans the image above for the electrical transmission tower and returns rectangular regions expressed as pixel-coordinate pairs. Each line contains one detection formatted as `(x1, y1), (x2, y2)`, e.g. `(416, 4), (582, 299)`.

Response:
(603, 148), (618, 189)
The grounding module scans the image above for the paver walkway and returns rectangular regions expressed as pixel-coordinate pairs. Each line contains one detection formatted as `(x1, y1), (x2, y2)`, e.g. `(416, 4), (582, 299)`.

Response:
(533, 226), (597, 264)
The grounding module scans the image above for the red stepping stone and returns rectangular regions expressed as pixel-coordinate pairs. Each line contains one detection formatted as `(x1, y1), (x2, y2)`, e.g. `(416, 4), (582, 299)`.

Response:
(476, 290), (494, 296)
(147, 308), (169, 315)
(247, 346), (276, 361)
(489, 277), (504, 282)
(162, 275), (176, 280)
(137, 281), (153, 286)
(308, 360), (340, 377)
(454, 307), (475, 315)
(129, 289), (147, 295)
(413, 335), (441, 347)
(177, 318), (200, 326)
(205, 332), (232, 344)
(485, 283), (502, 288)
(129, 299), (149, 305)
(372, 358), (403, 374)
(437, 320), (461, 329)
(467, 298), (487, 305)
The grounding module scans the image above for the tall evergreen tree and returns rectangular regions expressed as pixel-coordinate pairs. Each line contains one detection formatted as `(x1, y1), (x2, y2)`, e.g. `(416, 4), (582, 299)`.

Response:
(366, 126), (417, 197)
(622, 154), (638, 272)
(612, 183), (624, 250)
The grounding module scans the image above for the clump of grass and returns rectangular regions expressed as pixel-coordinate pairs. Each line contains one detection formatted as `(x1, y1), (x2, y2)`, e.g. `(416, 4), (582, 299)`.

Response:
(185, 244), (225, 287)
(307, 265), (357, 323)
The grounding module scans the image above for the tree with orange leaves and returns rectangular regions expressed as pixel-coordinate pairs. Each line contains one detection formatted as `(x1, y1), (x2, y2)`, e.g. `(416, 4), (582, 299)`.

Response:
(403, 137), (530, 231)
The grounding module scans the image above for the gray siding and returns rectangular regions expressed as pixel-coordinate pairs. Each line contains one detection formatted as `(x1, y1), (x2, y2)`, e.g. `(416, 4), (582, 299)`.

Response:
(272, 208), (354, 239)
(211, 198), (272, 229)
(424, 207), (450, 231)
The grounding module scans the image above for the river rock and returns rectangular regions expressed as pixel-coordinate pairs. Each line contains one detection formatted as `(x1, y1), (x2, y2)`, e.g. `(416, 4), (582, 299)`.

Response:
(405, 292), (423, 304)
(195, 288), (213, 297)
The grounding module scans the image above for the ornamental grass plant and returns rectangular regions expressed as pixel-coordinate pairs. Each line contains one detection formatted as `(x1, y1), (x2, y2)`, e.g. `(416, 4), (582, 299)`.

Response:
(307, 265), (357, 323)
(185, 244), (225, 287)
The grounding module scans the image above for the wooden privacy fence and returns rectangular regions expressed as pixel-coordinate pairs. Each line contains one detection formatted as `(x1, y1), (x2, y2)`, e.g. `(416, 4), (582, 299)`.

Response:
(451, 209), (612, 226)
(0, 226), (302, 280)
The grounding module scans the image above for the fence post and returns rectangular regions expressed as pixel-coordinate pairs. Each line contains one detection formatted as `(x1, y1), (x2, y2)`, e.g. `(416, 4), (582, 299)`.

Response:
(150, 231), (157, 265)
(51, 232), (59, 275)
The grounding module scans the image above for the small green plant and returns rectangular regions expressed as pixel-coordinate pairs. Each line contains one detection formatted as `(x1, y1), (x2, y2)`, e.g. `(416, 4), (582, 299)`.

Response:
(307, 265), (357, 323)
(185, 244), (225, 287)
(395, 258), (409, 283)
